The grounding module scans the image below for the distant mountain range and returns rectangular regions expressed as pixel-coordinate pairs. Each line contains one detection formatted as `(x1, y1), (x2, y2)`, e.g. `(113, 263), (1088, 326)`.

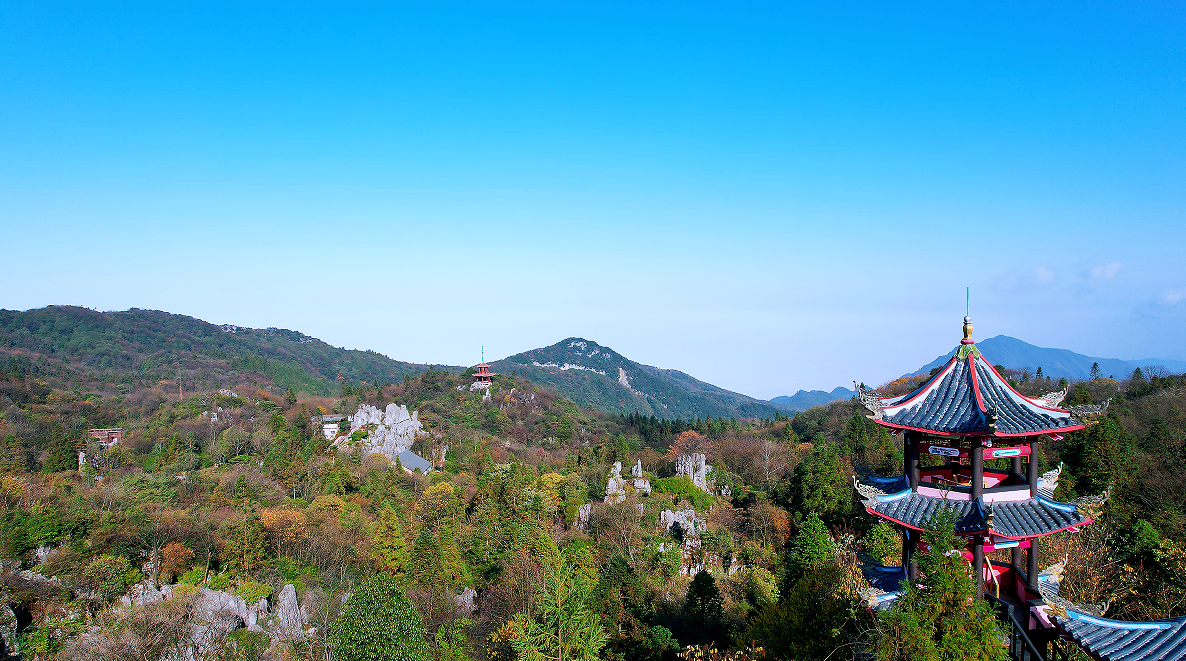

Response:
(911, 335), (1186, 381)
(768, 387), (856, 412)
(0, 306), (455, 395)
(493, 338), (779, 420)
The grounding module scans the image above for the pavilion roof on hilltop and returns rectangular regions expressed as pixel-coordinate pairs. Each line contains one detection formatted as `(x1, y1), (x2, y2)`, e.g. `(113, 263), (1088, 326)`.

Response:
(857, 318), (1100, 437)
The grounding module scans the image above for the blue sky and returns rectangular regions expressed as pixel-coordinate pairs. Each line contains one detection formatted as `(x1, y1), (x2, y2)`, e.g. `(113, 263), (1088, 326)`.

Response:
(2, 2), (1184, 399)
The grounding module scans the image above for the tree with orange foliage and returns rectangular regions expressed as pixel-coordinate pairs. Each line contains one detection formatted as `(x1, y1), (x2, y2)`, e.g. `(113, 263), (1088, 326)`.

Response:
(260, 508), (307, 558)
(665, 430), (714, 461)
(160, 541), (195, 582)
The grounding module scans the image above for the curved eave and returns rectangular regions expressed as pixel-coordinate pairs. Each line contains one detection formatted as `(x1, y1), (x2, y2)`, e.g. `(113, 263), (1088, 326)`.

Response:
(864, 507), (1090, 539)
(870, 419), (1085, 438)
(974, 353), (1078, 415)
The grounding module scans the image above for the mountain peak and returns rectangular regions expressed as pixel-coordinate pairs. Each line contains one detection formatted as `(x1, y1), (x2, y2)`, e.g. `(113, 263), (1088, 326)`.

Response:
(495, 338), (776, 420)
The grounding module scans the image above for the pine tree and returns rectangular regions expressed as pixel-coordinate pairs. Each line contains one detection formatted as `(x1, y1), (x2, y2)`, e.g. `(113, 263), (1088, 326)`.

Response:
(512, 543), (608, 661)
(439, 524), (468, 588)
(409, 526), (444, 588)
(682, 570), (724, 646)
(875, 509), (1007, 661)
(372, 505), (409, 577)
(785, 512), (836, 587)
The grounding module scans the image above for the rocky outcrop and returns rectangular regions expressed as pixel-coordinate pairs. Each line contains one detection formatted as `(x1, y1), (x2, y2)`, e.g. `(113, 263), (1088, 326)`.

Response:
(630, 459), (652, 495)
(676, 453), (712, 493)
(576, 503), (593, 529)
(605, 462), (629, 503)
(270, 583), (306, 641)
(660, 509), (704, 545)
(0, 602), (16, 660)
(336, 403), (422, 462)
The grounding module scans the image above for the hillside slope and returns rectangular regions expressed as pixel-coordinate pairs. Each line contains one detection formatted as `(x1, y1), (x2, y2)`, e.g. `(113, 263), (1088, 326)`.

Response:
(0, 306), (456, 395)
(493, 337), (778, 420)
(911, 335), (1186, 381)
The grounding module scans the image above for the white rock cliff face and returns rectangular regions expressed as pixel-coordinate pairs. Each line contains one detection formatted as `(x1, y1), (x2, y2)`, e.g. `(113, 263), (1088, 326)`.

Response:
(676, 453), (713, 493)
(336, 403), (422, 461)
(605, 462), (629, 503)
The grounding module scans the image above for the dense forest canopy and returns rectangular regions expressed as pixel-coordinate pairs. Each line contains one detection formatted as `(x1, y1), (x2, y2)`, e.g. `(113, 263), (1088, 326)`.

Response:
(1, 321), (1185, 661)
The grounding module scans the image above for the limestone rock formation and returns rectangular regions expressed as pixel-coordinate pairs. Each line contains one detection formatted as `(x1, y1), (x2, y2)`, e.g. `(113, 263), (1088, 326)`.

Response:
(0, 602), (16, 660)
(630, 459), (652, 494)
(271, 583), (306, 641)
(675, 453), (713, 493)
(605, 462), (629, 503)
(660, 509), (704, 545)
(336, 403), (422, 462)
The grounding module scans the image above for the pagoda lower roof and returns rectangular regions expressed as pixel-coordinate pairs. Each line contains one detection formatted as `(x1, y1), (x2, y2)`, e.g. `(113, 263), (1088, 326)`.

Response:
(861, 489), (1089, 539)
(1056, 610), (1186, 661)
(858, 342), (1091, 436)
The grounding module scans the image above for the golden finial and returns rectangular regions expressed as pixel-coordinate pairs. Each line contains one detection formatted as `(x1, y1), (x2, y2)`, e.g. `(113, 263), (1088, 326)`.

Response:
(962, 315), (975, 344)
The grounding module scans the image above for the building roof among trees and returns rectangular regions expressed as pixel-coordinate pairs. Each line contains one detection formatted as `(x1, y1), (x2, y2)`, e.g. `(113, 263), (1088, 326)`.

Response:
(1056, 609), (1186, 661)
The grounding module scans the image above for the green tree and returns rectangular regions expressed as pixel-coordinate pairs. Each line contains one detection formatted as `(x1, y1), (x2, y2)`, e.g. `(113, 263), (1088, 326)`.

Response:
(591, 555), (654, 661)
(329, 575), (430, 661)
(682, 570), (724, 646)
(409, 526), (444, 588)
(786, 512), (836, 585)
(865, 521), (902, 566)
(789, 436), (850, 525)
(741, 563), (867, 661)
(284, 388), (298, 406)
(511, 544), (608, 661)
(875, 509), (1006, 661)
(372, 504), (409, 577)
(1062, 414), (1133, 496)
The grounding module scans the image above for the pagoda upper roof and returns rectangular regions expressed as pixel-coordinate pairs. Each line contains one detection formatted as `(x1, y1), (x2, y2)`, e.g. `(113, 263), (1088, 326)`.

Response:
(857, 318), (1097, 437)
(1056, 610), (1186, 661)
(856, 482), (1091, 539)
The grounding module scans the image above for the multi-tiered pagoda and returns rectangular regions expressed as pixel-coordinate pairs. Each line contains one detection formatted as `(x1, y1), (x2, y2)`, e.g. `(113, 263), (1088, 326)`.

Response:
(473, 361), (495, 386)
(854, 316), (1111, 647)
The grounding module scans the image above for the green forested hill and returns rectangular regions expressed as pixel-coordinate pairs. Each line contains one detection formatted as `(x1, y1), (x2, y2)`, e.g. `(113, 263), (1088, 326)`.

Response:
(493, 337), (778, 420)
(0, 306), (456, 396)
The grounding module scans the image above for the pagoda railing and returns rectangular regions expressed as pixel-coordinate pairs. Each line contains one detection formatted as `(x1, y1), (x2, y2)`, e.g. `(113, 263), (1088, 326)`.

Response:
(986, 595), (1049, 661)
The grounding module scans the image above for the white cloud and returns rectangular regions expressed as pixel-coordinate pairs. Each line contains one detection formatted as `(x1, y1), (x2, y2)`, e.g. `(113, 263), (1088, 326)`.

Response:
(1089, 261), (1123, 282)
(1164, 288), (1186, 305)
(1033, 266), (1056, 284)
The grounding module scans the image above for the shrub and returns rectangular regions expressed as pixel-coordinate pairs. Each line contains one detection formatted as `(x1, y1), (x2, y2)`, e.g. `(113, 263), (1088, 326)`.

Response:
(653, 476), (713, 510)
(209, 574), (230, 590)
(178, 569), (205, 586)
(233, 580), (273, 605)
(329, 575), (430, 661)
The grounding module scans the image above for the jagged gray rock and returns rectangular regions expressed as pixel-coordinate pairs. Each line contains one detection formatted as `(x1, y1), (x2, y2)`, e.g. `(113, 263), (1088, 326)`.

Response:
(605, 462), (628, 503)
(336, 403), (422, 462)
(630, 459), (652, 494)
(0, 602), (17, 659)
(271, 583), (306, 640)
(675, 453), (712, 493)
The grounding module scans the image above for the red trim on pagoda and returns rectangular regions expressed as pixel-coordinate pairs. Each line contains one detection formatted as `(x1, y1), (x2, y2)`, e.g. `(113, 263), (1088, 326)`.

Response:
(472, 362), (495, 384)
(980, 359), (1077, 414)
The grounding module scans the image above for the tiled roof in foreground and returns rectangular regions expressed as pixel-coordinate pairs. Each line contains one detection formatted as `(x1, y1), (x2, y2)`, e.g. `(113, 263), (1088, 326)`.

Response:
(857, 318), (1106, 437)
(863, 490), (1089, 538)
(859, 350), (1084, 436)
(1056, 610), (1186, 661)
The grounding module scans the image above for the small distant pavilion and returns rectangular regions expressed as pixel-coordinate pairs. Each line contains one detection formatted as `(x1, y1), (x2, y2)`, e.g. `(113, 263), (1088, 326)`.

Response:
(473, 360), (495, 386)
